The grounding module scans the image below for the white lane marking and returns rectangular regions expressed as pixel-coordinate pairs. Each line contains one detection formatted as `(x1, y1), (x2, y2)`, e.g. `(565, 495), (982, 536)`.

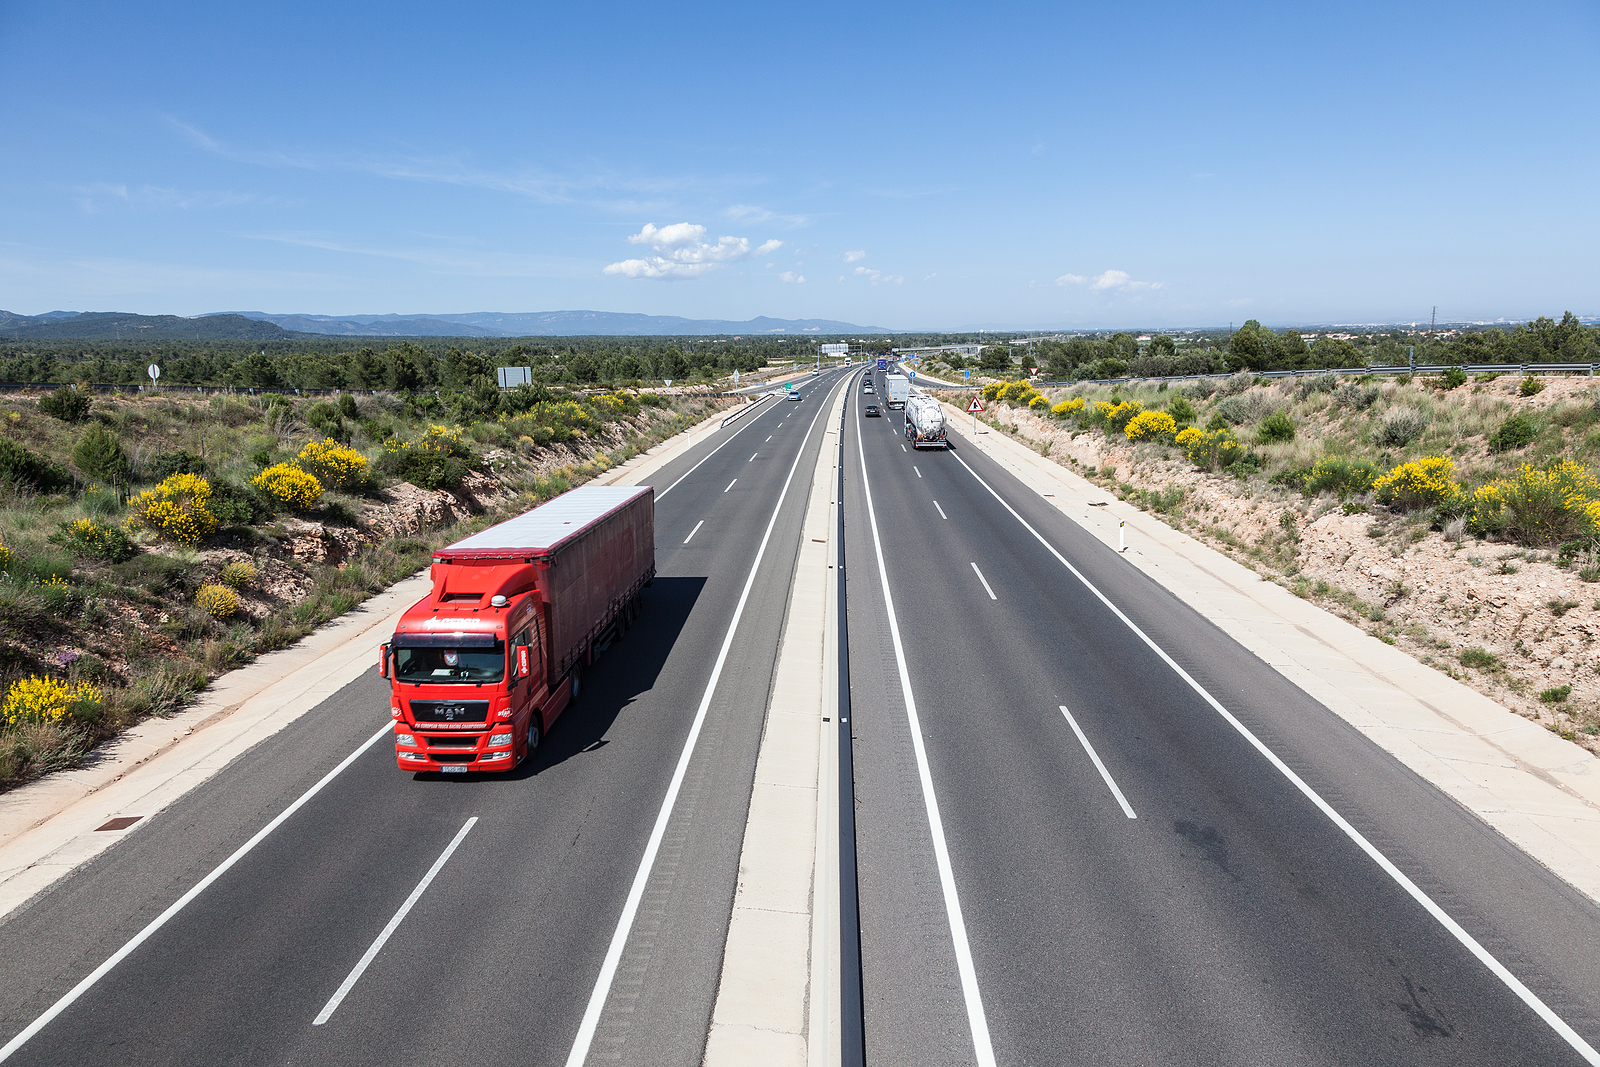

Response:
(658, 396), (775, 500)
(934, 500), (949, 521)
(901, 443), (907, 452)
(970, 562), (997, 601)
(566, 373), (848, 1067)
(314, 817), (477, 1025)
(749, 452), (759, 462)
(948, 450), (1600, 1066)
(858, 442), (997, 1067)
(915, 466), (922, 478)
(724, 479), (737, 493)
(0, 723), (394, 1063)
(766, 435), (772, 442)
(684, 520), (705, 544)
(1059, 706), (1137, 819)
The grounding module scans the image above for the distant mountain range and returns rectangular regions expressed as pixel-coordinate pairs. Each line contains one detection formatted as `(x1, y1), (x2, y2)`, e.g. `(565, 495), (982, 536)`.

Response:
(0, 309), (890, 340)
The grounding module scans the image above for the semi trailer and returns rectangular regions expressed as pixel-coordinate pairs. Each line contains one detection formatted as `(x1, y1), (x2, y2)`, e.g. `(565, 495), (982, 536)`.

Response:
(904, 393), (949, 449)
(885, 373), (910, 409)
(381, 485), (655, 773)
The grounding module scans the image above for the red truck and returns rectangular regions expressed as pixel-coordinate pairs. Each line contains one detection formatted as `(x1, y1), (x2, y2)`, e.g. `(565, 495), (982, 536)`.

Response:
(381, 485), (655, 773)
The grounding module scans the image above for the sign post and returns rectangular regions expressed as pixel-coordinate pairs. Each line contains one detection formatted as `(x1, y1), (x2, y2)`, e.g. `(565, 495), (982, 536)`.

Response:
(967, 396), (983, 437)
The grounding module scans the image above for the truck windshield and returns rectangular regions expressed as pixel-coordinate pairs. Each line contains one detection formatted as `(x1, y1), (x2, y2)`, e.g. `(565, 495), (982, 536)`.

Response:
(394, 641), (505, 683)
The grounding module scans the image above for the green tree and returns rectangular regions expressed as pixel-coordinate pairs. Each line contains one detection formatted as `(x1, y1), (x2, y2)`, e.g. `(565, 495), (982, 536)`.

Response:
(71, 423), (131, 484)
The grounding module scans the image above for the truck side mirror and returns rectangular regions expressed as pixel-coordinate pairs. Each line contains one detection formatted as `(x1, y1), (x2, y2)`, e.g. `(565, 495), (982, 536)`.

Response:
(379, 644), (390, 678)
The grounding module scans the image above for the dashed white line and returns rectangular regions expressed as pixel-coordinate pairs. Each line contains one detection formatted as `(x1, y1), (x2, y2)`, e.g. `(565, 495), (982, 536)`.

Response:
(766, 435), (772, 442)
(970, 562), (997, 600)
(684, 520), (705, 543)
(1059, 706), (1137, 819)
(749, 452), (759, 462)
(933, 500), (948, 520)
(724, 479), (737, 493)
(900, 443), (907, 452)
(914, 466), (922, 478)
(314, 817), (478, 1025)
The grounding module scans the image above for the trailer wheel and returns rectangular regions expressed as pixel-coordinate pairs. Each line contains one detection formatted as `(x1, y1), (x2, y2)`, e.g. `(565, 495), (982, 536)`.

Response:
(568, 665), (583, 705)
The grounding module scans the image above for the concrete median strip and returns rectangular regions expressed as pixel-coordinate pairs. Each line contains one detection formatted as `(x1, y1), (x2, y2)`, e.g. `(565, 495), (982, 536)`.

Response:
(939, 399), (1600, 906)
(704, 384), (846, 1066)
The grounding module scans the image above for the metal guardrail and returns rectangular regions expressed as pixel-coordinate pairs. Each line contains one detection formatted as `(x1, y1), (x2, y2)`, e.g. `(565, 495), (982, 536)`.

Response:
(719, 391), (777, 427)
(1037, 361), (1600, 388)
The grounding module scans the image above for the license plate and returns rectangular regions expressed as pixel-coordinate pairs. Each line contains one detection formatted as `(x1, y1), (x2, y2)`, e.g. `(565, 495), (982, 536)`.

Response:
(440, 766), (468, 774)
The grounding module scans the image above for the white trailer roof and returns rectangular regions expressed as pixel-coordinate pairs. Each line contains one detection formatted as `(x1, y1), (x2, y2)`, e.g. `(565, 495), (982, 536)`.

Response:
(439, 485), (650, 557)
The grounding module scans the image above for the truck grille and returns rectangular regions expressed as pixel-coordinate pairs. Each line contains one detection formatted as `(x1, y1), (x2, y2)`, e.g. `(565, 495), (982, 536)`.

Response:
(410, 700), (490, 723)
(430, 752), (475, 764)
(425, 735), (477, 747)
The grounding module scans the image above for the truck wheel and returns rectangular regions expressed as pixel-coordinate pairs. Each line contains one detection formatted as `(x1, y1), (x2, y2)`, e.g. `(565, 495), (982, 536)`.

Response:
(568, 665), (583, 705)
(526, 716), (541, 756)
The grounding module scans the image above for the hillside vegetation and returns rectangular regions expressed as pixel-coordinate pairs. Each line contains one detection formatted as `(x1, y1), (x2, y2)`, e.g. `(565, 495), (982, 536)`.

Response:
(969, 369), (1600, 746)
(0, 381), (728, 789)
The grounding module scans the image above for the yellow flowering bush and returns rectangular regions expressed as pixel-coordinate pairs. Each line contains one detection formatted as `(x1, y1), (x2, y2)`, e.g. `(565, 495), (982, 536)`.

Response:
(0, 540), (9, 570)
(1101, 400), (1143, 434)
(1469, 460), (1600, 545)
(1177, 426), (1245, 470)
(1125, 410), (1178, 441)
(296, 439), (368, 490)
(252, 463), (324, 511)
(1373, 456), (1461, 512)
(126, 473), (217, 547)
(1000, 381), (1038, 404)
(195, 582), (240, 619)
(219, 559), (257, 587)
(51, 517), (136, 562)
(1028, 395), (1050, 411)
(2, 675), (102, 726)
(1051, 397), (1085, 419)
(980, 382), (1006, 401)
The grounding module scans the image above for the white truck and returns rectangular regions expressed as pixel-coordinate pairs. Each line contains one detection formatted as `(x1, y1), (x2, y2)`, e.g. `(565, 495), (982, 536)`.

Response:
(904, 393), (948, 449)
(884, 373), (910, 410)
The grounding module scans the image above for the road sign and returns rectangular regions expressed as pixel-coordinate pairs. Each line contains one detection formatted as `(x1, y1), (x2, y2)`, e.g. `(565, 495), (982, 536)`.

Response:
(147, 364), (161, 381)
(877, 359), (888, 370)
(964, 369), (970, 378)
(967, 398), (984, 413)
(908, 371), (917, 379)
(784, 381), (792, 391)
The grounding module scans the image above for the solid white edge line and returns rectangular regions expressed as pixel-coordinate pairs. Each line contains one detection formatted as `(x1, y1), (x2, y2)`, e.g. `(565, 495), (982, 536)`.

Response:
(0, 721), (394, 1063)
(314, 816), (477, 1025)
(949, 450), (1600, 1065)
(969, 562), (998, 601)
(933, 500), (948, 521)
(658, 397), (775, 501)
(1059, 706), (1137, 819)
(684, 519), (705, 544)
(858, 439), (997, 1067)
(564, 374), (848, 1067)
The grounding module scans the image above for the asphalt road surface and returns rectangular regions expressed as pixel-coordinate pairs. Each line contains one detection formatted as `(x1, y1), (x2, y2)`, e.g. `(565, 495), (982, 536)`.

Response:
(0, 367), (851, 1067)
(842, 367), (1600, 1066)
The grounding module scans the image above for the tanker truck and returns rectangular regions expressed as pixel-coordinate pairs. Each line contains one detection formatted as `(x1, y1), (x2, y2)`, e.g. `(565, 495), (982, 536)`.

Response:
(380, 485), (654, 773)
(904, 392), (948, 449)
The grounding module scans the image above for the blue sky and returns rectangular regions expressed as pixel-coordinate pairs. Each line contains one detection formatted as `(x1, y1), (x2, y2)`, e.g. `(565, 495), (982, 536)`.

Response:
(3, 0), (1596, 329)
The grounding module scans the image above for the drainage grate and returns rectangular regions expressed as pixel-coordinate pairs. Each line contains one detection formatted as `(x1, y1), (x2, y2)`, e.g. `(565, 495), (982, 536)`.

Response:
(96, 816), (143, 831)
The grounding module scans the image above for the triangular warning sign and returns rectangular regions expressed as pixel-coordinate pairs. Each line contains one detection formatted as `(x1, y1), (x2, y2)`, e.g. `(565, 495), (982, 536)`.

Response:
(967, 397), (984, 413)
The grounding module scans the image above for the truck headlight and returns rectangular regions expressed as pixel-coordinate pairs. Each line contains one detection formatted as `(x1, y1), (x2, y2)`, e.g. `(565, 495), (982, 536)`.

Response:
(399, 751), (427, 761)
(480, 750), (511, 762)
(489, 732), (514, 746)
(396, 733), (419, 747)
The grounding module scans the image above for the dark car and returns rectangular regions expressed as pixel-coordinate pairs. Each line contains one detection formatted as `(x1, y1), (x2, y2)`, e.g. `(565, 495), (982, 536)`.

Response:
(864, 404), (880, 417)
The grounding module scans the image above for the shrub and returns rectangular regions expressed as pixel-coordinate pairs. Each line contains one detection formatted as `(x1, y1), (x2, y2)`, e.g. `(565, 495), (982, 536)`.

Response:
(1333, 383), (1380, 409)
(38, 385), (92, 423)
(980, 382), (1005, 401)
(1028, 395), (1050, 411)
(70, 423), (132, 484)
(1374, 456), (1462, 512)
(1440, 366), (1468, 390)
(208, 480), (271, 525)
(1103, 400), (1143, 434)
(125, 473), (218, 546)
(50, 518), (137, 563)
(219, 559), (257, 587)
(1469, 460), (1600, 545)
(1540, 684), (1572, 705)
(1176, 426), (1245, 470)
(296, 438), (369, 490)
(195, 583), (239, 619)
(2, 675), (102, 726)
(377, 425), (475, 490)
(1125, 410), (1177, 441)
(305, 400), (346, 440)
(1166, 396), (1196, 425)
(1257, 412), (1296, 444)
(1520, 376), (1545, 397)
(1488, 414), (1537, 453)
(338, 393), (359, 418)
(0, 438), (73, 492)
(1305, 455), (1381, 498)
(1051, 397), (1085, 419)
(1373, 408), (1429, 448)
(1000, 381), (1038, 404)
(1292, 373), (1340, 400)
(0, 540), (8, 570)
(1217, 372), (1256, 396)
(1459, 647), (1499, 670)
(252, 463), (324, 511)
(146, 450), (208, 480)
(1269, 467), (1310, 492)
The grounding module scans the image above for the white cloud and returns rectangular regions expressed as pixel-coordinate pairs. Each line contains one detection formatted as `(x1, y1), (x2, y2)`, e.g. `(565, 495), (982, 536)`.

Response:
(605, 222), (780, 280)
(1056, 269), (1164, 292)
(844, 250), (867, 262)
(75, 182), (260, 213)
(779, 271), (806, 283)
(853, 266), (904, 286)
(923, 273), (937, 281)
(724, 204), (810, 226)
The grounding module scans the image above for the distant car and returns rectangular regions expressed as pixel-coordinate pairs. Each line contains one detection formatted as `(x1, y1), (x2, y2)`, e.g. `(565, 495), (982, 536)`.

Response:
(864, 384), (874, 393)
(787, 391), (802, 401)
(864, 404), (880, 417)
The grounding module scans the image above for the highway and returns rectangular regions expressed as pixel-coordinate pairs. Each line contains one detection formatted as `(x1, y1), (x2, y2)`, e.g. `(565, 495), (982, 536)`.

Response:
(842, 366), (1600, 1065)
(0, 367), (852, 1067)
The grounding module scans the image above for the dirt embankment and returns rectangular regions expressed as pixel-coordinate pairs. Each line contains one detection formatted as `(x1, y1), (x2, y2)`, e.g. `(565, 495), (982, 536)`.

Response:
(979, 376), (1600, 749)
